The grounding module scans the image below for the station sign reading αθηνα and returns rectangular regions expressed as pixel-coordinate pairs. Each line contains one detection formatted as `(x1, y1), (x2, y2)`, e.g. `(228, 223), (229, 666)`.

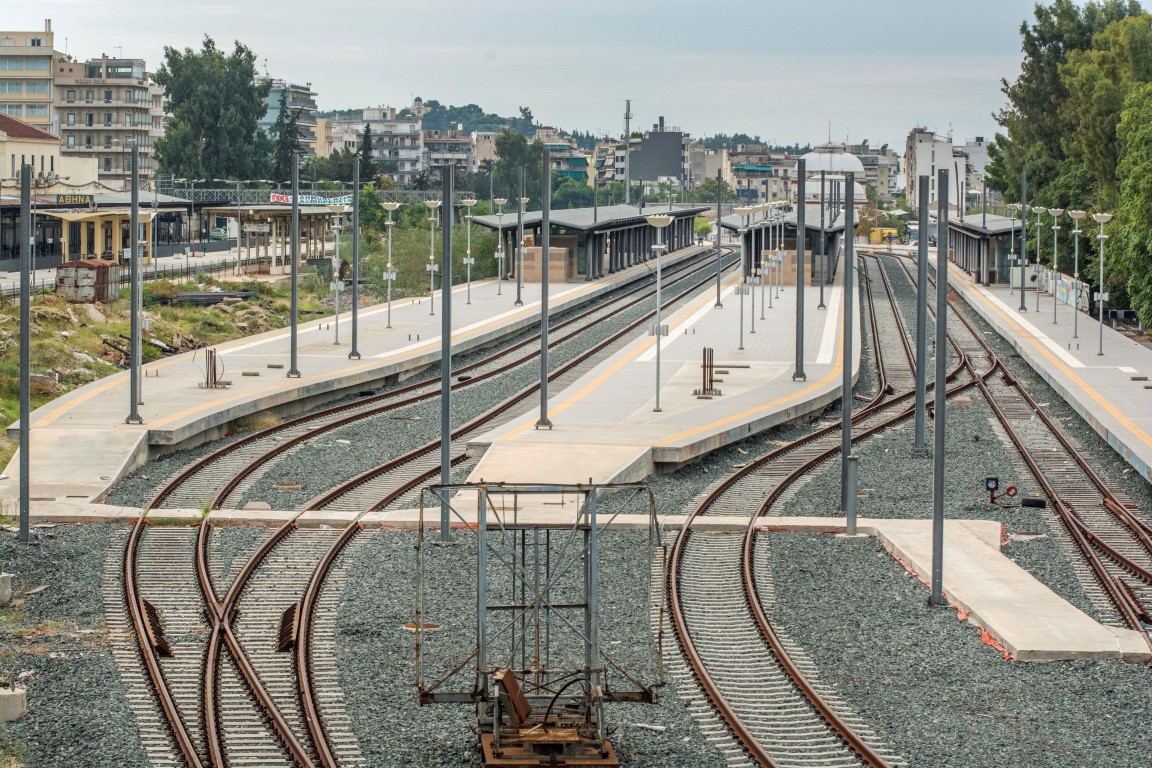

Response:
(55, 194), (95, 206)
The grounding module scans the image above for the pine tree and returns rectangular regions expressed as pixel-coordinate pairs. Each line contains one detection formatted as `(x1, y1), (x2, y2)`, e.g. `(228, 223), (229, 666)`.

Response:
(271, 90), (302, 182)
(358, 124), (378, 181)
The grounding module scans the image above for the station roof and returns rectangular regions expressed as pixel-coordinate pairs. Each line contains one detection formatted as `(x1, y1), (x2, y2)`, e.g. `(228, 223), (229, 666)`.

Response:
(472, 203), (708, 233)
(718, 207), (847, 235)
(939, 212), (1017, 237)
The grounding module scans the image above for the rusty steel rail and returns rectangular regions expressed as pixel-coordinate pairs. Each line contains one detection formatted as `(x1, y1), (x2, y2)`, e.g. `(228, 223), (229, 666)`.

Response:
(123, 515), (205, 768)
(148, 252), (720, 511)
(195, 517), (318, 767)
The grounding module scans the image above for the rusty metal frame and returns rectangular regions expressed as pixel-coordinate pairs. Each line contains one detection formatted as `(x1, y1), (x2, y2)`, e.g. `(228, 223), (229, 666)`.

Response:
(415, 482), (660, 765)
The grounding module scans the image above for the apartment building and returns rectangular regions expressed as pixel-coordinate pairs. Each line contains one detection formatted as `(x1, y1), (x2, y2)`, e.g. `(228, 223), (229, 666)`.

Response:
(689, 145), (733, 189)
(0, 20), (58, 133)
(843, 141), (899, 203)
(729, 144), (795, 202)
(258, 78), (319, 156)
(904, 127), (955, 205)
(54, 55), (163, 189)
(424, 126), (473, 175)
(332, 104), (424, 186)
(473, 131), (498, 171)
(534, 127), (589, 183)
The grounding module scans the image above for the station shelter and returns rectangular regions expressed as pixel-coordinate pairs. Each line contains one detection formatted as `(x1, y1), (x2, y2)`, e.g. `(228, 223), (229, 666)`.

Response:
(200, 204), (336, 275)
(943, 212), (1017, 284)
(471, 204), (708, 282)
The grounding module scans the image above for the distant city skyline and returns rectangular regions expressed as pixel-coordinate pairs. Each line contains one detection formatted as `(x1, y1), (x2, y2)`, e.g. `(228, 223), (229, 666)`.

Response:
(18, 1), (1055, 149)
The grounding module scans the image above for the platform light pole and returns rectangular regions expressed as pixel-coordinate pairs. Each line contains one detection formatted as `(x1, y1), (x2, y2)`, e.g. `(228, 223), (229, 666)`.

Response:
(288, 152), (302, 378)
(646, 214), (672, 412)
(493, 197), (507, 295)
(1048, 207), (1063, 325)
(1032, 205), (1046, 313)
(914, 178), (929, 451)
(382, 201), (401, 328)
(425, 198), (442, 316)
(327, 204), (349, 345)
(818, 169), (827, 309)
(1094, 212), (1112, 356)
(1068, 209), (1086, 339)
(349, 156), (362, 360)
(515, 188), (529, 307)
(1007, 203), (1019, 296)
(714, 169), (724, 309)
(1019, 173), (1028, 312)
(462, 197), (477, 304)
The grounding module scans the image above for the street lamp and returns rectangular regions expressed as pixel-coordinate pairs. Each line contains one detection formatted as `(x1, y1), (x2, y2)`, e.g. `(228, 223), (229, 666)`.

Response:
(424, 198), (442, 316)
(1006, 203), (1019, 295)
(382, 201), (401, 328)
(461, 197), (477, 304)
(1093, 211), (1112, 356)
(1067, 209), (1087, 339)
(493, 197), (507, 295)
(1032, 205), (1046, 312)
(515, 192), (529, 307)
(328, 203), (350, 344)
(1047, 207), (1063, 324)
(645, 214), (672, 412)
(733, 205), (756, 349)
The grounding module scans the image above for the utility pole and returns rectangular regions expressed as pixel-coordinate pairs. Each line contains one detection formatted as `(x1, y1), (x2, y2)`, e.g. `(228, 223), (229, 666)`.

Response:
(127, 145), (143, 424)
(18, 166), (31, 543)
(439, 163), (454, 543)
(793, 159), (807, 381)
(715, 169), (723, 309)
(931, 168), (950, 607)
(537, 148), (553, 430)
(288, 152), (301, 377)
(349, 156), (362, 359)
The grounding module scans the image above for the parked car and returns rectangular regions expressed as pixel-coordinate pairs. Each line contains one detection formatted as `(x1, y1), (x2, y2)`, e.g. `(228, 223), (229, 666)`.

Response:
(209, 227), (228, 241)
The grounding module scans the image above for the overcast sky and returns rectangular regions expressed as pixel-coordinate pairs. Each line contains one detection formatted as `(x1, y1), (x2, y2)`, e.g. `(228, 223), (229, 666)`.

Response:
(18, 1), (1053, 149)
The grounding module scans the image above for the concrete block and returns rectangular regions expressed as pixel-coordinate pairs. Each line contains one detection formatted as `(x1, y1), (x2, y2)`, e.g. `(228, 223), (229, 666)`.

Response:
(0, 687), (26, 721)
(0, 573), (10, 606)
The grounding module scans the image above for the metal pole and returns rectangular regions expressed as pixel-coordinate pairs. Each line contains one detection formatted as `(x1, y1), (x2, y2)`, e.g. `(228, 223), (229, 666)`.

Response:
(333, 216), (341, 344)
(1072, 215), (1081, 338)
(980, 176), (987, 284)
(915, 179), (929, 451)
(1019, 172), (1028, 312)
(1034, 208), (1042, 314)
(127, 146), (143, 423)
(440, 165), (454, 542)
(515, 167), (524, 307)
(465, 200), (473, 304)
(428, 203), (437, 317)
(349, 156), (362, 359)
(288, 154), (301, 377)
(18, 167), (31, 543)
(793, 159), (807, 381)
(840, 173), (855, 513)
(652, 224), (666, 412)
(715, 169), (723, 308)
(750, 219), (756, 335)
(623, 99), (632, 204)
(385, 206), (396, 328)
(846, 455), (859, 536)
(235, 180), (241, 276)
(536, 149), (553, 429)
(1098, 216), (1109, 356)
(931, 168), (949, 607)
(819, 170), (826, 309)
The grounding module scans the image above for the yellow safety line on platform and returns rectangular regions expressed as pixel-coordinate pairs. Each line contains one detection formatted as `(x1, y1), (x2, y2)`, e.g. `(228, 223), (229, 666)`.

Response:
(955, 268), (1152, 453)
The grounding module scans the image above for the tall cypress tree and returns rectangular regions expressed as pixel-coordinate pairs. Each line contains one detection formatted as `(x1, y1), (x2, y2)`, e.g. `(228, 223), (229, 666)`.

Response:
(358, 123), (378, 181)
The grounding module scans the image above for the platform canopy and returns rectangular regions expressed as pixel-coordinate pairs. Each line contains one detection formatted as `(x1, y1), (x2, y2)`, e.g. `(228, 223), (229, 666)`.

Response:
(471, 203), (707, 233)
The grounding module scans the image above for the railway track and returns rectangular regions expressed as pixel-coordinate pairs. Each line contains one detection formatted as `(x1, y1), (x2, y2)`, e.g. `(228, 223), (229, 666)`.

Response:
(150, 250), (729, 512)
(121, 251), (738, 767)
(885, 251), (1152, 641)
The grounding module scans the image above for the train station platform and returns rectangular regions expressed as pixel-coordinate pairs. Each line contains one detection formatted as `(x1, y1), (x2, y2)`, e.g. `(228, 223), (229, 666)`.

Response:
(920, 252), (1152, 484)
(1, 245), (711, 504)
(463, 258), (859, 497)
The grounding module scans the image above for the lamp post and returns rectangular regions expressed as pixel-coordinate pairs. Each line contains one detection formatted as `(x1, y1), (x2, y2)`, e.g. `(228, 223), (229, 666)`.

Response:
(1067, 209), (1086, 339)
(493, 197), (507, 295)
(425, 198), (442, 316)
(1048, 207), (1063, 324)
(462, 197), (477, 304)
(1032, 205), (1046, 313)
(382, 202), (401, 328)
(515, 187), (528, 307)
(1094, 212), (1112, 356)
(646, 214), (672, 412)
(328, 204), (349, 344)
(733, 205), (756, 351)
(1007, 203), (1019, 295)
(1019, 173), (1029, 312)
